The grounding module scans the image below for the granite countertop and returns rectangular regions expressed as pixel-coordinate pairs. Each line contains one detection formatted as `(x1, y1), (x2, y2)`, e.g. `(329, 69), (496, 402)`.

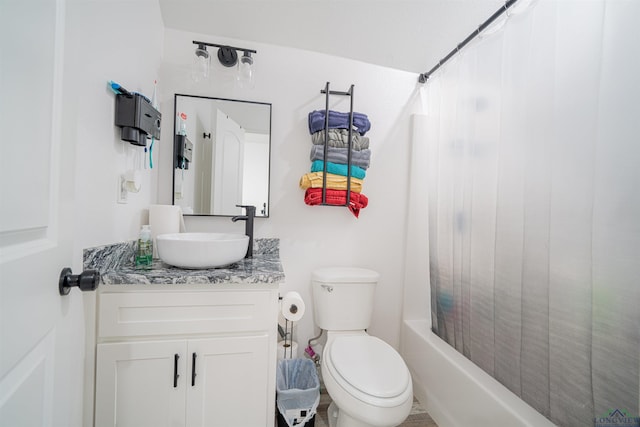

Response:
(84, 238), (284, 285)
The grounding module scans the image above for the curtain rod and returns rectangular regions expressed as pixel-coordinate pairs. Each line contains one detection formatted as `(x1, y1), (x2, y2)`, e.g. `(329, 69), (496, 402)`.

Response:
(418, 0), (519, 83)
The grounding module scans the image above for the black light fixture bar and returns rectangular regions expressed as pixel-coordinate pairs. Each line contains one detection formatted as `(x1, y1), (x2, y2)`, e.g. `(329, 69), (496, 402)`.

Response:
(192, 40), (257, 54)
(418, 0), (519, 83)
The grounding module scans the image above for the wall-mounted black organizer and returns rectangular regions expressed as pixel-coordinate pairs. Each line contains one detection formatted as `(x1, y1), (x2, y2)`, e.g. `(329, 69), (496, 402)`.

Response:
(319, 82), (355, 207)
(114, 93), (161, 146)
(174, 134), (193, 169)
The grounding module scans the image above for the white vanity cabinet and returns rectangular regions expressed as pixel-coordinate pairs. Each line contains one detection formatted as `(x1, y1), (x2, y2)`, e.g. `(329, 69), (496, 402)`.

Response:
(94, 286), (279, 427)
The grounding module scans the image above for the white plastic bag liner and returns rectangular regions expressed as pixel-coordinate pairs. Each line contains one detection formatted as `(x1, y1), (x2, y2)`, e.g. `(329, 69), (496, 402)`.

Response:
(276, 359), (320, 427)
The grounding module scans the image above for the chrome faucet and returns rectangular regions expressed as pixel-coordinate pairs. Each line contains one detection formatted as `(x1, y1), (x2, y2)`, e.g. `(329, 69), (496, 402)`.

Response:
(231, 205), (255, 258)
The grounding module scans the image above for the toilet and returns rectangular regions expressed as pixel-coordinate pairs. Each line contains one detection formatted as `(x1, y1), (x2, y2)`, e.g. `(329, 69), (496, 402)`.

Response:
(311, 267), (413, 427)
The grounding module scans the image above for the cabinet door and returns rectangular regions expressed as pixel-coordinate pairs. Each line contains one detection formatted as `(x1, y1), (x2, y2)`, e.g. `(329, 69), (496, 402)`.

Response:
(95, 340), (187, 427)
(186, 335), (270, 427)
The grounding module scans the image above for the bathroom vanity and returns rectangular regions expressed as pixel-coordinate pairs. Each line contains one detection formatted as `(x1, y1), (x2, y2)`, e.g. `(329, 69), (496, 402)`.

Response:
(85, 239), (284, 427)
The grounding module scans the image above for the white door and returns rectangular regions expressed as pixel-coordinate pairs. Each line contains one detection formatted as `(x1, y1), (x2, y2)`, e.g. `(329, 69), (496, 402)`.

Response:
(95, 340), (187, 427)
(0, 0), (85, 426)
(212, 110), (245, 215)
(186, 335), (270, 427)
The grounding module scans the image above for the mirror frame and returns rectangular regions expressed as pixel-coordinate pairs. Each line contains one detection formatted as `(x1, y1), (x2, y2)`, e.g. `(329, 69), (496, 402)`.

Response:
(171, 93), (272, 217)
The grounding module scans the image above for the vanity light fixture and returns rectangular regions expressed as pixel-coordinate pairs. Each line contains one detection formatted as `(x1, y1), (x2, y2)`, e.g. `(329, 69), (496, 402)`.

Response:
(192, 41), (257, 85)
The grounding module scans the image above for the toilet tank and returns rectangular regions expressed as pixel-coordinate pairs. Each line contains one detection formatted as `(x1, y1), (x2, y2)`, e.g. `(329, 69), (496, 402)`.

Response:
(311, 267), (380, 331)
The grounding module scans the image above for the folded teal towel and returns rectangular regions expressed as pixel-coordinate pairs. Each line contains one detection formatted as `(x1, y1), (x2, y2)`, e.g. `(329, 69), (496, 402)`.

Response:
(311, 160), (366, 179)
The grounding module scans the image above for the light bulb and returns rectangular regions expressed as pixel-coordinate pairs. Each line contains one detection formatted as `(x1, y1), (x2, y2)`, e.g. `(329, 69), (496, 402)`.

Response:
(192, 45), (210, 82)
(237, 51), (254, 89)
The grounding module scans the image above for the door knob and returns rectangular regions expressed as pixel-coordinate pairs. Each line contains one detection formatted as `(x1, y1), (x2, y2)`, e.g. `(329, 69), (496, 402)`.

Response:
(58, 267), (100, 295)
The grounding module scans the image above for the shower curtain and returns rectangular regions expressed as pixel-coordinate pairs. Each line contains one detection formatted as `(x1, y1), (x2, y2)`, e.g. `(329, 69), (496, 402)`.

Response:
(423, 1), (640, 426)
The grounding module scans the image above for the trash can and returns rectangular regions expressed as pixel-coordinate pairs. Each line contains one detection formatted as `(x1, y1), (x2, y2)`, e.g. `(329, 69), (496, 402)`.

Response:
(276, 358), (320, 427)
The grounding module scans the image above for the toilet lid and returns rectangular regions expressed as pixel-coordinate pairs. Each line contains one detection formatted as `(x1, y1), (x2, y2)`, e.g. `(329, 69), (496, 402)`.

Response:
(328, 335), (410, 399)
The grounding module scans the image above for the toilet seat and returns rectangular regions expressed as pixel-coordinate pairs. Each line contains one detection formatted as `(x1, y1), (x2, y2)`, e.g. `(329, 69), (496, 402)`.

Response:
(326, 335), (411, 407)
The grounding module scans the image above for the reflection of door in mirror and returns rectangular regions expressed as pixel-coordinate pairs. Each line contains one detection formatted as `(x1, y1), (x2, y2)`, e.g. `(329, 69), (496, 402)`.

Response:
(172, 95), (271, 217)
(213, 110), (244, 216)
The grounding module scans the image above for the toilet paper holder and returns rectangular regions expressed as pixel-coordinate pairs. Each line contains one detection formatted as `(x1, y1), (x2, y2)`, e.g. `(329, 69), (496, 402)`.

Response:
(280, 318), (295, 359)
(279, 292), (306, 359)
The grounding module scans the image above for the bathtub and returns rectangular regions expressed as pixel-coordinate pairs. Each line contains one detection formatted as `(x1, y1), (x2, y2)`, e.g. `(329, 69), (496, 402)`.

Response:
(401, 319), (555, 427)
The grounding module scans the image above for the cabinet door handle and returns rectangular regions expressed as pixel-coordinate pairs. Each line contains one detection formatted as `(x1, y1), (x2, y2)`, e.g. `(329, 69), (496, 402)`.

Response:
(191, 352), (197, 386)
(173, 354), (180, 388)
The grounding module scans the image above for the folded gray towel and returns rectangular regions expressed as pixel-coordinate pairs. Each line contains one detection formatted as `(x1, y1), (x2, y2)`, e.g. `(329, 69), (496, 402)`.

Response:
(311, 129), (370, 151)
(309, 145), (371, 169)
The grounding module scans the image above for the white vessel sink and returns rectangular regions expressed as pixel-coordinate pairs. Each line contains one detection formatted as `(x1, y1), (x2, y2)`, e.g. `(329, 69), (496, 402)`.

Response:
(156, 232), (249, 269)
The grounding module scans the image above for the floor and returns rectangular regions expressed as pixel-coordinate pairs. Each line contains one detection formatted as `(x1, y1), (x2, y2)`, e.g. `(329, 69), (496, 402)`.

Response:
(313, 383), (439, 427)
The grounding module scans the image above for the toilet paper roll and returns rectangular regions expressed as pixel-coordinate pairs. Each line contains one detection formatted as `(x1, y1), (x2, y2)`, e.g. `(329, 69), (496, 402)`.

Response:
(281, 291), (305, 322)
(277, 341), (299, 360)
(149, 204), (186, 257)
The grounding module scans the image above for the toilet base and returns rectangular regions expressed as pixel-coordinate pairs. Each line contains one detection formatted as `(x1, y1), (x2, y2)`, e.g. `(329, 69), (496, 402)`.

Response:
(329, 401), (394, 427)
(336, 406), (371, 427)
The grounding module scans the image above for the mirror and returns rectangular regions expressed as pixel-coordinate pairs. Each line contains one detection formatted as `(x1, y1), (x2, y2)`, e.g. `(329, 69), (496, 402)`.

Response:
(172, 94), (271, 217)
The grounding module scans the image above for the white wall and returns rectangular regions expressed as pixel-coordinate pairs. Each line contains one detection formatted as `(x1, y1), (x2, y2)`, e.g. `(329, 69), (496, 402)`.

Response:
(158, 28), (423, 349)
(62, 2), (164, 425)
(402, 113), (432, 324)
(68, 1), (164, 263)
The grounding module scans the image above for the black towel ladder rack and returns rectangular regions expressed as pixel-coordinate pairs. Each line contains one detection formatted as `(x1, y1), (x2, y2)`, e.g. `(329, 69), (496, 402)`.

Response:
(319, 82), (355, 207)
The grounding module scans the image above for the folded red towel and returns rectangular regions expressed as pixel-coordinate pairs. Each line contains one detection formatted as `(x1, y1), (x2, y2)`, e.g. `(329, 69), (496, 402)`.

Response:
(304, 188), (369, 218)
